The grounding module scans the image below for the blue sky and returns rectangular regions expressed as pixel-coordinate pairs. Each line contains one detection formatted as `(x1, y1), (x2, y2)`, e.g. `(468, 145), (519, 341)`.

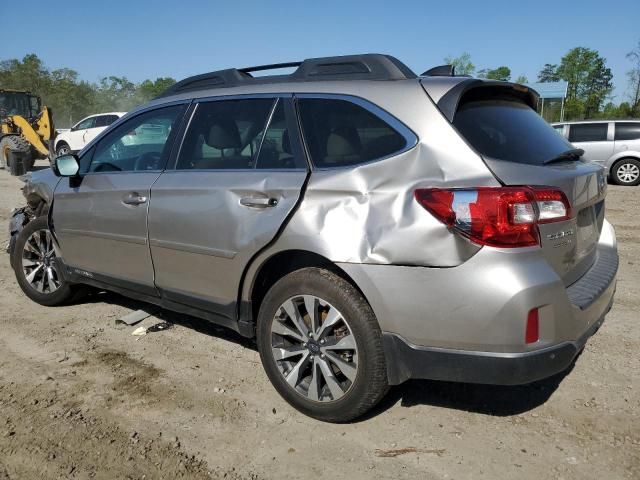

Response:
(2, 0), (639, 101)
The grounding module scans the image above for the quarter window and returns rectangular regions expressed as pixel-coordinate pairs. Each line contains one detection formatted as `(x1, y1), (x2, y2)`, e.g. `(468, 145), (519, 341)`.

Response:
(297, 98), (408, 168)
(87, 105), (183, 173)
(176, 99), (274, 170)
(615, 123), (640, 141)
(568, 123), (608, 143)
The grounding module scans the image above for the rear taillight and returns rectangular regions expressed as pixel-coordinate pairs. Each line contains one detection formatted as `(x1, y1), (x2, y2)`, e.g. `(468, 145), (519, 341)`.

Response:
(414, 186), (571, 248)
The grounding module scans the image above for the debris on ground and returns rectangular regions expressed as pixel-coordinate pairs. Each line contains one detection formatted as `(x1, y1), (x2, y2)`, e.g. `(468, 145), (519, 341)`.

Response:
(116, 309), (157, 326)
(374, 447), (446, 458)
(131, 321), (172, 336)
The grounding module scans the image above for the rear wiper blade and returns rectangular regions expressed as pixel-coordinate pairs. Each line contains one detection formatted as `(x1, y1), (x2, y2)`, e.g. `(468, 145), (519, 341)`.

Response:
(543, 148), (584, 165)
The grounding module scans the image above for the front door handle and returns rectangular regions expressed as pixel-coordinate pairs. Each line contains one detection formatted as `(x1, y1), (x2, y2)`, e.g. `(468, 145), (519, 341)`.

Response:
(239, 196), (278, 208)
(122, 192), (148, 206)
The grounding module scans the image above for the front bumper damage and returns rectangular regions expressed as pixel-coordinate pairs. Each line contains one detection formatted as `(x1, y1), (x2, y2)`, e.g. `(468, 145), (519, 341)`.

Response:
(6, 206), (33, 256)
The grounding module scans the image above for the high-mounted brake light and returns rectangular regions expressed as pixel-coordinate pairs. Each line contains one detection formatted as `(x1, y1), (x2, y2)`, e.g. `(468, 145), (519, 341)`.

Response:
(414, 186), (572, 248)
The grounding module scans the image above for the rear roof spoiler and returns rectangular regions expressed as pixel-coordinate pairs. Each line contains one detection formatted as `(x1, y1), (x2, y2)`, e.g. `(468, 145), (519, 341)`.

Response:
(429, 79), (541, 122)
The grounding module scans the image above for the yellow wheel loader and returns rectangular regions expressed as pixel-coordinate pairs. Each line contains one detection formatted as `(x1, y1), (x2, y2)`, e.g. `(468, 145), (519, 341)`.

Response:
(0, 88), (55, 174)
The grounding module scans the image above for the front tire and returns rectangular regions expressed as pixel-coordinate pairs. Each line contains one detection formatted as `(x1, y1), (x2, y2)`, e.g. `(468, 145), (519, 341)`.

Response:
(611, 158), (640, 186)
(257, 267), (389, 422)
(56, 142), (71, 157)
(11, 217), (79, 306)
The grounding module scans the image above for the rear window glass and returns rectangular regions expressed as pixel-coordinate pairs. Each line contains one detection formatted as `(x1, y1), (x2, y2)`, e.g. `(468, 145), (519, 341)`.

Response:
(615, 123), (640, 141)
(297, 98), (407, 168)
(569, 123), (608, 142)
(453, 98), (573, 165)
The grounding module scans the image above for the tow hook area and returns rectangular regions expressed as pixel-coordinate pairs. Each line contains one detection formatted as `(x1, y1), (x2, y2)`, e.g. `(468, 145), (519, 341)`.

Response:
(6, 206), (34, 256)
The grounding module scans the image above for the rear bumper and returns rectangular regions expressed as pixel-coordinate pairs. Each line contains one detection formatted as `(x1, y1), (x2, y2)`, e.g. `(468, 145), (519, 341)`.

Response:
(382, 293), (612, 385)
(338, 219), (618, 385)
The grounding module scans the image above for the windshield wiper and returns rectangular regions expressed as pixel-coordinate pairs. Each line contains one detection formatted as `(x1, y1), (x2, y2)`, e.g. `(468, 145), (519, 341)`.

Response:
(543, 148), (584, 165)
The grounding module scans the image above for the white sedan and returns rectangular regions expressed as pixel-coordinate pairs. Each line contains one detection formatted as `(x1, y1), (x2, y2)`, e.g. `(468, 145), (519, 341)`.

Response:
(54, 112), (126, 156)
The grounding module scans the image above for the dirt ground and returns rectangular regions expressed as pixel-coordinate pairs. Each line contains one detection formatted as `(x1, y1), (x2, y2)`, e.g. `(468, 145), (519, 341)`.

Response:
(0, 161), (638, 480)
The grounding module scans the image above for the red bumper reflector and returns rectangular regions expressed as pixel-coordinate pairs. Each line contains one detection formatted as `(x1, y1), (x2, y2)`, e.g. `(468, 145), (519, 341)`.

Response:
(525, 308), (540, 344)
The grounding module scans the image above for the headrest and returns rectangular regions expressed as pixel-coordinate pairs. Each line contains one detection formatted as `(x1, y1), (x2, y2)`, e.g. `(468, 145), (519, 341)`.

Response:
(326, 126), (361, 156)
(206, 118), (241, 149)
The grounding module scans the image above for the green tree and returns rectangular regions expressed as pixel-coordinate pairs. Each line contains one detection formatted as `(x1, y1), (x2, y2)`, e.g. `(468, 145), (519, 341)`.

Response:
(444, 52), (475, 76)
(515, 75), (528, 84)
(557, 47), (612, 118)
(94, 76), (138, 112)
(138, 77), (176, 101)
(478, 66), (511, 81)
(537, 64), (560, 82)
(0, 54), (180, 127)
(626, 40), (640, 114)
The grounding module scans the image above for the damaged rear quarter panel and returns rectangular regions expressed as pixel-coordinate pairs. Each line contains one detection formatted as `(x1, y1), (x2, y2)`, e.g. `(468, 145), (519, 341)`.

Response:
(242, 84), (501, 302)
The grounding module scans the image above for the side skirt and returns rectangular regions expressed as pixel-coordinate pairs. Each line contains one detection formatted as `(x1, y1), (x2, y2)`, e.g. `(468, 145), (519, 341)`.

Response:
(60, 263), (248, 336)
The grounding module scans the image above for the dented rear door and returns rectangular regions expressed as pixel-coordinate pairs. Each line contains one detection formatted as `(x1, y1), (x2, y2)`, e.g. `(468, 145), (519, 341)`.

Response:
(147, 96), (308, 319)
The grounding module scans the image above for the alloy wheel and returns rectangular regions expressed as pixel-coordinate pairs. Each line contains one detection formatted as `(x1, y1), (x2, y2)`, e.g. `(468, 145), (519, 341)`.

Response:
(21, 229), (61, 293)
(617, 163), (640, 184)
(56, 145), (70, 157)
(270, 295), (358, 402)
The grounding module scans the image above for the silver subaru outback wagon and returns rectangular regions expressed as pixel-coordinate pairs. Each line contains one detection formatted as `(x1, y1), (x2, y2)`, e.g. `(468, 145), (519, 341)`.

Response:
(8, 54), (618, 422)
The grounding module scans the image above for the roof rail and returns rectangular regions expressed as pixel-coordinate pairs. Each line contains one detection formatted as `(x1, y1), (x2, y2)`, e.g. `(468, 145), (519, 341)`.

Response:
(239, 62), (302, 76)
(158, 54), (417, 97)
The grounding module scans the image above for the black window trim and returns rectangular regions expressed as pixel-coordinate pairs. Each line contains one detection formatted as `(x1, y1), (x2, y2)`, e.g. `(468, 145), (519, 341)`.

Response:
(293, 93), (419, 171)
(168, 93), (310, 172)
(80, 100), (191, 176)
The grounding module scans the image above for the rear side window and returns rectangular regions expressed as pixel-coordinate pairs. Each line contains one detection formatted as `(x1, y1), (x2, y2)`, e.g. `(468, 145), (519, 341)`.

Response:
(615, 122), (640, 141)
(453, 97), (573, 165)
(297, 98), (407, 168)
(176, 98), (274, 170)
(568, 123), (608, 143)
(95, 115), (119, 127)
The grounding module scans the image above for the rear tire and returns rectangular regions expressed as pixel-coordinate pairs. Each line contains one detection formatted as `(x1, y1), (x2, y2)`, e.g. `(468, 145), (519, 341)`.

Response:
(611, 158), (640, 186)
(11, 217), (80, 306)
(0, 135), (30, 170)
(257, 267), (389, 422)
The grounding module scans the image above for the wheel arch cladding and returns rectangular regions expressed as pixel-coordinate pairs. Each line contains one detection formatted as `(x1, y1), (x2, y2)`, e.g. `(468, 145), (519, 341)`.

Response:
(246, 250), (371, 331)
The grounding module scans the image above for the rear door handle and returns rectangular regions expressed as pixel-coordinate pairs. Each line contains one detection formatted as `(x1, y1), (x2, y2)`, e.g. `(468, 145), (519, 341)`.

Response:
(122, 192), (148, 206)
(239, 196), (278, 208)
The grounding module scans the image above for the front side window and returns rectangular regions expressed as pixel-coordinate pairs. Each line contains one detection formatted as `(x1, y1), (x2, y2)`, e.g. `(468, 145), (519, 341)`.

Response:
(176, 98), (274, 170)
(568, 123), (608, 143)
(615, 122), (640, 141)
(297, 98), (408, 168)
(87, 105), (182, 173)
(74, 117), (96, 131)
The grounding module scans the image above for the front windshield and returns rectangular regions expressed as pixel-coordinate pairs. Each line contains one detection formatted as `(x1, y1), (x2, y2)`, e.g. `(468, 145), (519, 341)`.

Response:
(0, 92), (33, 117)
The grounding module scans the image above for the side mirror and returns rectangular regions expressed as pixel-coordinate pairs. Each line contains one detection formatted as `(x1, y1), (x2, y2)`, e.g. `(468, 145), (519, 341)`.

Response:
(54, 154), (80, 177)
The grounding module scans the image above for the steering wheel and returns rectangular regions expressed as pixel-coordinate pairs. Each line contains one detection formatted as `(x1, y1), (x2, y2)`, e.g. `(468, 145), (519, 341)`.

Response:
(134, 151), (162, 171)
(109, 140), (126, 160)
